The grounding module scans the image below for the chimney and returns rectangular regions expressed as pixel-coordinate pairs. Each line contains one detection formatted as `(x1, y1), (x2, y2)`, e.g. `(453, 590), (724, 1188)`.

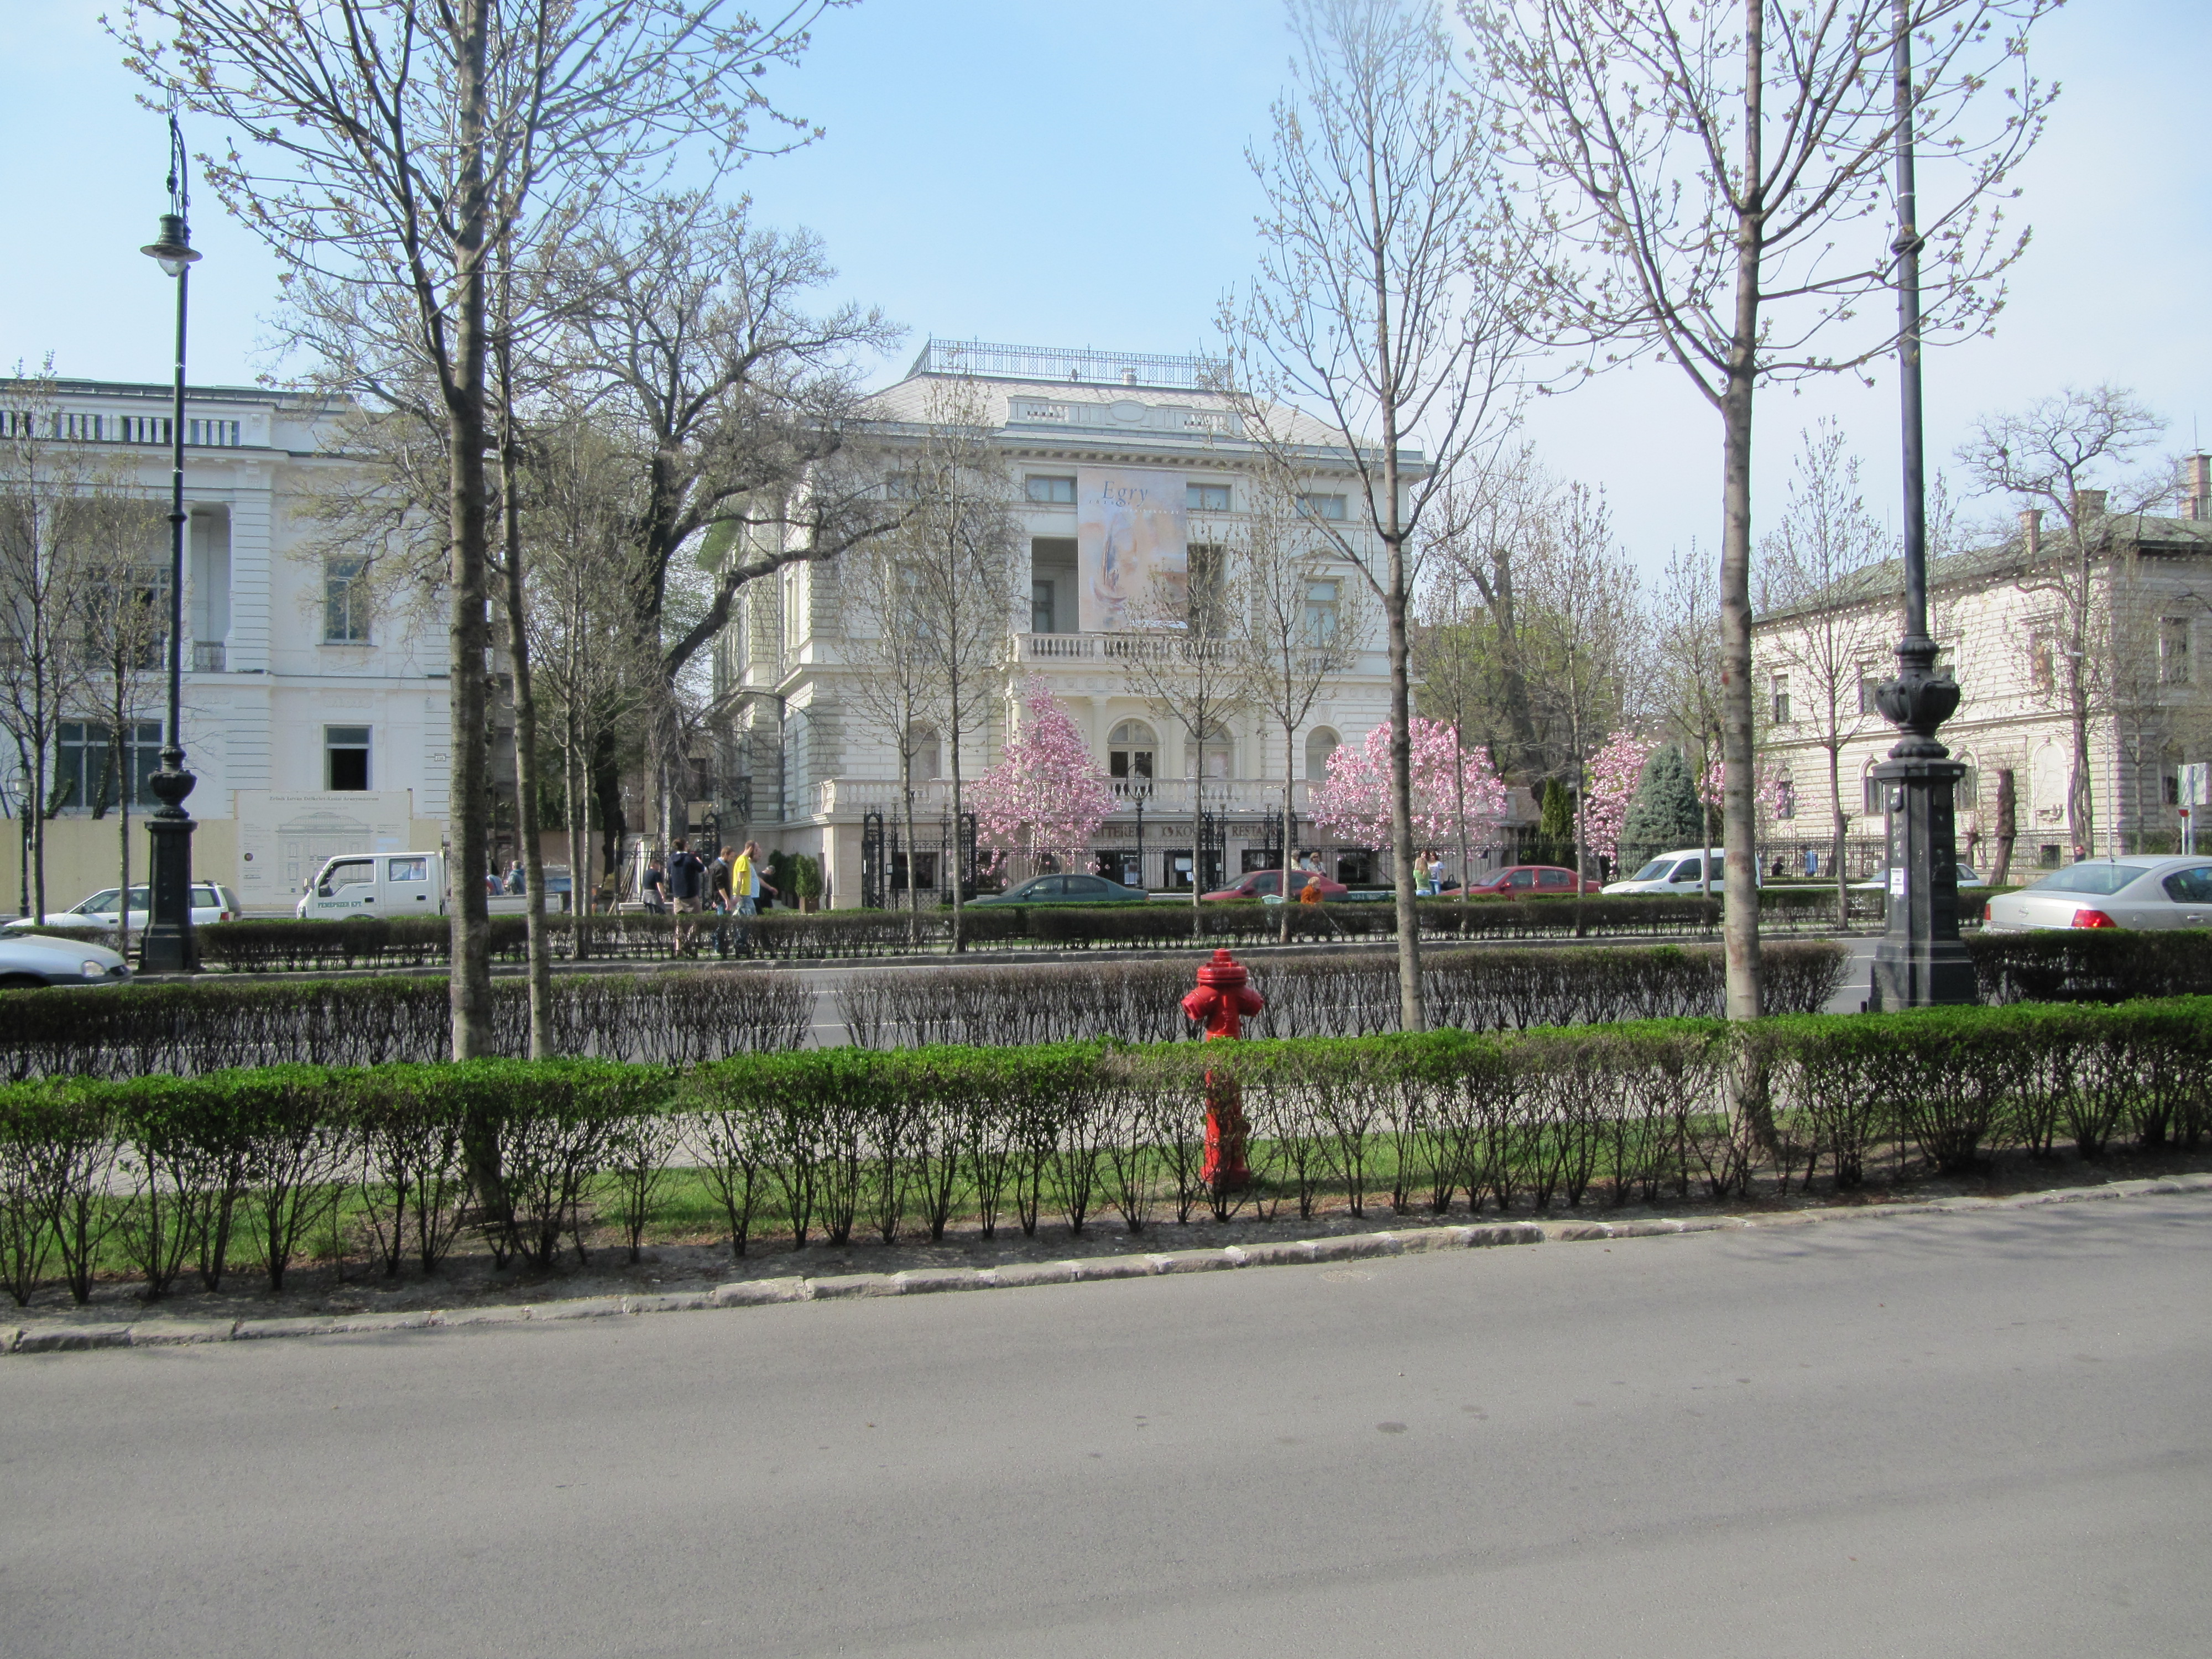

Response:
(2182, 453), (2211, 521)
(2020, 507), (2043, 557)
(2072, 487), (2108, 520)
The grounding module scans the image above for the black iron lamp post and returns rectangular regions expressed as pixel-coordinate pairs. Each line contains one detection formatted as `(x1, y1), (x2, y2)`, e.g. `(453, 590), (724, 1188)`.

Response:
(1870, 1), (1975, 1008)
(137, 112), (201, 974)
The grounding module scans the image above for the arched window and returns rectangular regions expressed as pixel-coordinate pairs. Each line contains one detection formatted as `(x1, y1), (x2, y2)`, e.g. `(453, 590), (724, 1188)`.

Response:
(1109, 720), (1155, 795)
(1191, 721), (1233, 780)
(1305, 727), (1340, 781)
(906, 723), (941, 782)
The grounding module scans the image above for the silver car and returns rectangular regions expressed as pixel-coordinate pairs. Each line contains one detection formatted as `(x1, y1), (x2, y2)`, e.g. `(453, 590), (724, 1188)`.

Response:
(0, 933), (132, 988)
(6, 882), (242, 933)
(1981, 855), (2212, 932)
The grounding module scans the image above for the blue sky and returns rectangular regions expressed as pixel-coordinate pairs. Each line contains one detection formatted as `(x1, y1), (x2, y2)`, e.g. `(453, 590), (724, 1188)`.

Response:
(4, 0), (2205, 575)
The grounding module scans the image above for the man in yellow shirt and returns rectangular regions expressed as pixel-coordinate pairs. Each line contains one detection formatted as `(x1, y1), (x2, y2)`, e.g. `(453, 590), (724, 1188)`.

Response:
(729, 841), (779, 954)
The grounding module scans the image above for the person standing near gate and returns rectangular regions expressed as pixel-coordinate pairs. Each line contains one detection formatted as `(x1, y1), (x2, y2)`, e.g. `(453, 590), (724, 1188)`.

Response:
(667, 837), (706, 954)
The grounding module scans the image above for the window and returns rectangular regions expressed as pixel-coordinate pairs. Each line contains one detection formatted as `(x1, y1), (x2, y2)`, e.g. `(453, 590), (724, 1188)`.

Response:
(1109, 720), (1156, 794)
(1187, 482), (1230, 513)
(782, 565), (805, 655)
(1770, 672), (1791, 726)
(118, 415), (170, 445)
(2028, 628), (2056, 697)
(326, 726), (371, 791)
(905, 723), (941, 781)
(2038, 843), (2062, 868)
(1187, 543), (1228, 632)
(2161, 617), (2192, 686)
(2167, 770), (2182, 806)
(2162, 866), (2212, 904)
(387, 856), (429, 884)
(318, 858), (374, 896)
(1298, 492), (1348, 521)
(1772, 776), (1796, 820)
(1031, 578), (1057, 635)
(1859, 668), (1885, 716)
(1305, 727), (1340, 781)
(1191, 721), (1233, 780)
(63, 411), (104, 441)
(55, 721), (163, 813)
(1863, 773), (1886, 817)
(324, 556), (370, 642)
(1304, 579), (1340, 644)
(1025, 474), (1076, 505)
(186, 419), (241, 447)
(1955, 765), (1979, 815)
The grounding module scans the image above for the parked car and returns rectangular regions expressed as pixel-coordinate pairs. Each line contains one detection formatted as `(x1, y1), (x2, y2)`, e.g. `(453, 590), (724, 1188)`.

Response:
(1849, 865), (1987, 893)
(1600, 848), (1759, 896)
(968, 873), (1151, 906)
(5, 882), (241, 932)
(1201, 869), (1350, 902)
(1459, 864), (1603, 898)
(295, 851), (529, 918)
(1981, 855), (2212, 931)
(0, 932), (131, 988)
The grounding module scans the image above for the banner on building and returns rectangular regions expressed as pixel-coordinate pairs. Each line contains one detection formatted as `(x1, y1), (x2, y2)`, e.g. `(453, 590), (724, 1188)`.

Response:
(1077, 466), (1187, 632)
(234, 789), (416, 904)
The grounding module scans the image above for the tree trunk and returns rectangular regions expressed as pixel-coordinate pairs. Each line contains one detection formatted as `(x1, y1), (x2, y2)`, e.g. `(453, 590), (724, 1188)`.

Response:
(948, 684), (965, 954)
(1718, 364), (1764, 1021)
(496, 380), (552, 1057)
(1828, 740), (1848, 928)
(1384, 568), (1424, 1032)
(445, 0), (494, 1060)
(1281, 723), (1296, 947)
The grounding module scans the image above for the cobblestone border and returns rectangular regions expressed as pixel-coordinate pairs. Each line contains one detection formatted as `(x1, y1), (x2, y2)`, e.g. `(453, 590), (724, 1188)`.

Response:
(6, 1173), (2207, 1357)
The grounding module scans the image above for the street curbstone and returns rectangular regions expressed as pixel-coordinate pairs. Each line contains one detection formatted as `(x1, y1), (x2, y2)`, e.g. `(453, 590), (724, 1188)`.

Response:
(1071, 1256), (1153, 1282)
(1609, 1219), (1684, 1238)
(1307, 1232), (1401, 1261)
(1468, 1223), (1546, 1247)
(530, 1296), (629, 1321)
(1551, 1223), (1613, 1241)
(14, 1324), (134, 1353)
(806, 1274), (900, 1300)
(890, 1269), (986, 1295)
(430, 1303), (536, 1327)
(128, 1319), (238, 1346)
(1152, 1249), (1239, 1275)
(711, 1276), (810, 1307)
(623, 1292), (712, 1316)
(1, 1327), (20, 1354)
(1239, 1239), (1317, 1266)
(985, 1261), (1078, 1287)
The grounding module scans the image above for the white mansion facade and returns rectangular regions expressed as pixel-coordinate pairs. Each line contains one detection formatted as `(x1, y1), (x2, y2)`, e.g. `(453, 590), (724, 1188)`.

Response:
(1752, 469), (2212, 877)
(1, 378), (458, 913)
(709, 341), (1401, 905)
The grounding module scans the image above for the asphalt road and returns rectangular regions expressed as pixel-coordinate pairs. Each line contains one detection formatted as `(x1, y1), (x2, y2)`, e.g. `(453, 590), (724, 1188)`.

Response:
(7, 1196), (2206, 1658)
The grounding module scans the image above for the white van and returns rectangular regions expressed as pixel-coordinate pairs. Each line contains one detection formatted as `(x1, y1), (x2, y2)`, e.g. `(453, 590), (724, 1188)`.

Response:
(295, 851), (530, 919)
(1601, 848), (1761, 896)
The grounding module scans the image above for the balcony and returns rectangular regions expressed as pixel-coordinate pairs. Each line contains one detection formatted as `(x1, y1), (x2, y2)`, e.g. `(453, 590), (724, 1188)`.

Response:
(1015, 632), (1230, 666)
(192, 640), (226, 672)
(809, 774), (1307, 820)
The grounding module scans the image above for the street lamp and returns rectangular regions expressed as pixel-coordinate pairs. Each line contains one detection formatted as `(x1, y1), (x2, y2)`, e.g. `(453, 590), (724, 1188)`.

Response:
(1869, 1), (1974, 1008)
(137, 111), (201, 973)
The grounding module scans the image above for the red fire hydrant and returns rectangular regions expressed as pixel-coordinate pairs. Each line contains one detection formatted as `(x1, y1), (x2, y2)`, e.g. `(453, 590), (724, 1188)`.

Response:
(1181, 948), (1265, 1188)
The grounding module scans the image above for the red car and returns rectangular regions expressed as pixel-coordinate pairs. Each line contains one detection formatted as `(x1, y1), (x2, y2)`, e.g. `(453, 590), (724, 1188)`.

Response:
(1459, 864), (1603, 897)
(1201, 869), (1350, 902)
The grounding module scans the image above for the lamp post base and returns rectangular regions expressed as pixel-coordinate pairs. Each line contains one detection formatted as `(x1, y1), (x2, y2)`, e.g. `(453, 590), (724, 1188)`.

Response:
(1866, 753), (1976, 1010)
(139, 763), (198, 974)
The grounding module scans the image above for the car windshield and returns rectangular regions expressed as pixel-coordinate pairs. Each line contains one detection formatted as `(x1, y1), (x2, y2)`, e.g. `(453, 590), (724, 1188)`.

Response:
(1627, 860), (1672, 881)
(2025, 862), (2151, 896)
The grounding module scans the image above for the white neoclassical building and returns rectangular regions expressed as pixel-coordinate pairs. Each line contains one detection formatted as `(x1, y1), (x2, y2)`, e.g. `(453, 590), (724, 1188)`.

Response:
(1, 378), (461, 913)
(1752, 468), (2212, 879)
(709, 340), (1405, 906)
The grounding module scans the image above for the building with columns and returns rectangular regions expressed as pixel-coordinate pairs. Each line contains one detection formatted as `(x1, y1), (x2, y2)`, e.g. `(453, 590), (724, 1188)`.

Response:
(708, 341), (1406, 905)
(2, 378), (458, 913)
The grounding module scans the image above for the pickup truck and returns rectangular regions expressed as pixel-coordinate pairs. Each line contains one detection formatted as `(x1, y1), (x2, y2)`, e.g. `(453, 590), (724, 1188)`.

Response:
(295, 851), (531, 919)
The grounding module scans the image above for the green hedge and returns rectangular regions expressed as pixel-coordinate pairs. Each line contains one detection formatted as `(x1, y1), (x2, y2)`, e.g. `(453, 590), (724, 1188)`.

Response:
(0, 970), (811, 1083)
(3, 997), (2204, 1306)
(1968, 930), (2212, 1004)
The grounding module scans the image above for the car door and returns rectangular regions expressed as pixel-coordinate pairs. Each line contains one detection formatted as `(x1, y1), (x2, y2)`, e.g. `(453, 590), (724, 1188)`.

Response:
(1537, 868), (1572, 893)
(1063, 875), (1112, 902)
(1024, 877), (1067, 902)
(1669, 858), (1707, 890)
(319, 858), (377, 911)
(2155, 864), (2212, 928)
(384, 855), (436, 915)
(1508, 868), (1536, 893)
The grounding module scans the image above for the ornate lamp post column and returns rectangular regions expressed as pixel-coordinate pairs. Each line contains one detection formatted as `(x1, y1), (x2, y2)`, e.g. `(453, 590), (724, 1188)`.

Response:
(1870, 0), (1974, 1008)
(137, 112), (201, 974)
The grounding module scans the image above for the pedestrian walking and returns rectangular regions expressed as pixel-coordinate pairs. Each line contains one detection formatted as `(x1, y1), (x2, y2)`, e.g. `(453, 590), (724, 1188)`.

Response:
(503, 860), (525, 896)
(640, 852), (667, 914)
(667, 837), (707, 954)
(729, 839), (779, 956)
(707, 845), (734, 957)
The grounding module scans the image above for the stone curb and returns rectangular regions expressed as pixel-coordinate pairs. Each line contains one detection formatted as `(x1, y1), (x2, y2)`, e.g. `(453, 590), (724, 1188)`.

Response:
(6, 1175), (2208, 1357)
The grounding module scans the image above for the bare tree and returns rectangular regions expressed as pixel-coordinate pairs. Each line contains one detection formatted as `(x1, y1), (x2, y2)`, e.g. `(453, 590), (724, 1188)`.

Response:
(841, 531), (941, 942)
(71, 514), (173, 954)
(1517, 482), (1642, 914)
(1472, 0), (2056, 1019)
(886, 383), (1016, 951)
(1756, 420), (1895, 920)
(120, 0), (837, 1055)
(1230, 469), (1372, 938)
(1956, 385), (2169, 858)
(0, 371), (109, 923)
(1224, 0), (1539, 1030)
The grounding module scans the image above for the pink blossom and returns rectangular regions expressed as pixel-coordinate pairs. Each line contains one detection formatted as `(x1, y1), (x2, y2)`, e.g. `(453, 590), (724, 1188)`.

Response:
(1583, 731), (1657, 860)
(1308, 717), (1509, 850)
(968, 679), (1119, 870)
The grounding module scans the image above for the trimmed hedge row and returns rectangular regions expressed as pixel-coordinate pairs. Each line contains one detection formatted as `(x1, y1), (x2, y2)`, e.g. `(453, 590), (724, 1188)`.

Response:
(4, 998), (2203, 1306)
(1970, 930), (2212, 1004)
(165, 888), (1853, 972)
(835, 941), (1851, 1048)
(0, 971), (811, 1083)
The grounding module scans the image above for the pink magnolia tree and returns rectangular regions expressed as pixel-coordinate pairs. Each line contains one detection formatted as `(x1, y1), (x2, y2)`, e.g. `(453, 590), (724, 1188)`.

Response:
(968, 680), (1118, 874)
(1582, 731), (1657, 864)
(1310, 718), (1509, 870)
